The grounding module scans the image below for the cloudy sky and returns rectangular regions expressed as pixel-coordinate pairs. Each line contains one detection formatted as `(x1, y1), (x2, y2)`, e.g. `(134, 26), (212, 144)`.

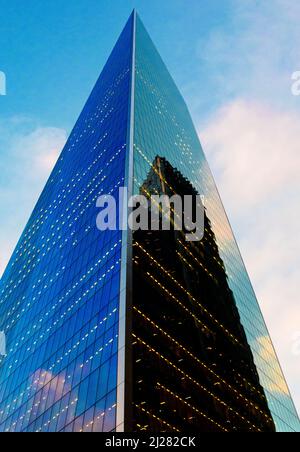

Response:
(0, 0), (299, 416)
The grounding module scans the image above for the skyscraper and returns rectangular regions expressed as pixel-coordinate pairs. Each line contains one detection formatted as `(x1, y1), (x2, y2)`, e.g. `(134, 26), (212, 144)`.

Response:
(0, 11), (299, 432)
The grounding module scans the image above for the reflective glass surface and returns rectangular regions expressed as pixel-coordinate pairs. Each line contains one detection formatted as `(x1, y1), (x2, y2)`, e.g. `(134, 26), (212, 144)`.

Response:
(0, 11), (299, 433)
(0, 15), (133, 432)
(132, 14), (300, 432)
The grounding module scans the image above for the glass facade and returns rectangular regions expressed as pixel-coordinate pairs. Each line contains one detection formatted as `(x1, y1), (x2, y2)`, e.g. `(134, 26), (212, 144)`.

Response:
(132, 14), (300, 432)
(0, 11), (299, 433)
(0, 14), (134, 433)
(132, 157), (275, 432)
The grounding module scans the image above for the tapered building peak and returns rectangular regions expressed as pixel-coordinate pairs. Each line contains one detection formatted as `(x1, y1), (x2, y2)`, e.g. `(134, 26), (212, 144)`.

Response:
(0, 13), (299, 433)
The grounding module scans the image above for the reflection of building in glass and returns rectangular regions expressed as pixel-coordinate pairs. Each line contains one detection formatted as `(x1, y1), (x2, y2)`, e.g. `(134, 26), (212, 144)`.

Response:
(0, 11), (299, 432)
(133, 157), (275, 432)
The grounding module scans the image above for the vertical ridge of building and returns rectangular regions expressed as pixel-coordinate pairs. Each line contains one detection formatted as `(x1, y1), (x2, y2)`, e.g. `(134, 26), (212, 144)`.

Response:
(116, 9), (136, 433)
(0, 11), (298, 433)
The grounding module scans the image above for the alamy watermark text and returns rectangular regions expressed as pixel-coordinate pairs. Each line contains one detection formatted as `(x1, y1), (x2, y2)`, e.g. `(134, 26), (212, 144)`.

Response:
(96, 188), (205, 242)
(0, 71), (6, 96)
(291, 71), (300, 96)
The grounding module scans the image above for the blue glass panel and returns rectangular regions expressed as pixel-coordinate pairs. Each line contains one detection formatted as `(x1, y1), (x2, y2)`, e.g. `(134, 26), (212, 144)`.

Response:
(0, 12), (134, 433)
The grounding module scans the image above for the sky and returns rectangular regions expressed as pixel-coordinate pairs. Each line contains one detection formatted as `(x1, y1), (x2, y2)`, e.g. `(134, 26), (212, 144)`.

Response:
(0, 0), (300, 417)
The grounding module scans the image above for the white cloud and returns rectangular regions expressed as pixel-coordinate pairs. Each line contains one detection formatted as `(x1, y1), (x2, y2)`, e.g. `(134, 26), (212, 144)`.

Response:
(201, 100), (300, 210)
(200, 99), (300, 418)
(189, 0), (300, 119)
(191, 0), (300, 419)
(0, 118), (67, 277)
(16, 127), (66, 172)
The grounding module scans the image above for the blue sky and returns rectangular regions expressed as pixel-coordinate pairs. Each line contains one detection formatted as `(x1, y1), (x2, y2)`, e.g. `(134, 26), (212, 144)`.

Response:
(0, 0), (231, 128)
(1, 0), (300, 417)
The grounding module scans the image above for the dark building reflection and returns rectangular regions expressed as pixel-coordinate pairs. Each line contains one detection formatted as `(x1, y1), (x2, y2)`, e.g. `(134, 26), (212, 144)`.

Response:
(132, 156), (275, 432)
